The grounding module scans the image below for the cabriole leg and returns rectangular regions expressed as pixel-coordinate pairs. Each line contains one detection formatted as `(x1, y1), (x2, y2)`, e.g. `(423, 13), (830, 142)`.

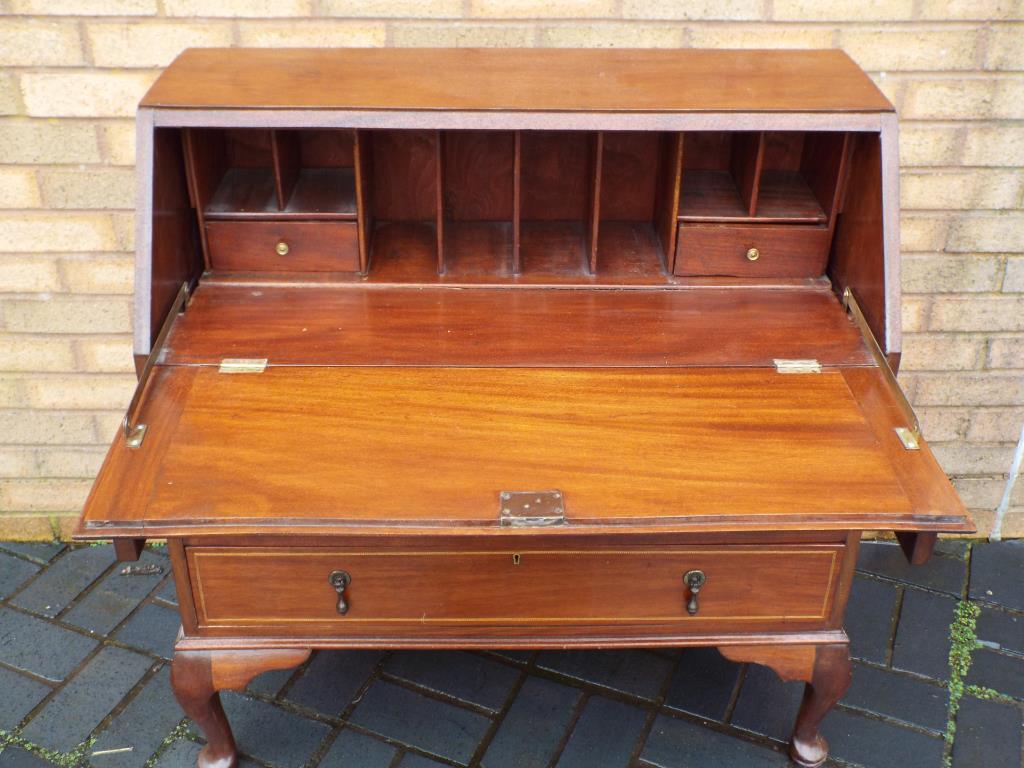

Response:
(789, 644), (852, 768)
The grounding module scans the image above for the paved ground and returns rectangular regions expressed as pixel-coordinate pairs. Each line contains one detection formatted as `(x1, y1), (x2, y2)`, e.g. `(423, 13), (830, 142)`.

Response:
(0, 540), (1021, 768)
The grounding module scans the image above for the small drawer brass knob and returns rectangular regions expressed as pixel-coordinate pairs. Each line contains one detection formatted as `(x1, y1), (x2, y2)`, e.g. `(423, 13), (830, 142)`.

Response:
(746, 247), (760, 262)
(328, 570), (351, 615)
(683, 569), (706, 615)
(275, 241), (290, 256)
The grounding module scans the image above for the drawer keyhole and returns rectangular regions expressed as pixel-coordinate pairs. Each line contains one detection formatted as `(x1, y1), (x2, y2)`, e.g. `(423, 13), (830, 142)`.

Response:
(328, 570), (351, 615)
(683, 569), (706, 615)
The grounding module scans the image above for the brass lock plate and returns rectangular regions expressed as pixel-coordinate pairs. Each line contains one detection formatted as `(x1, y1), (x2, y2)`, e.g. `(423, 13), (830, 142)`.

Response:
(499, 490), (565, 527)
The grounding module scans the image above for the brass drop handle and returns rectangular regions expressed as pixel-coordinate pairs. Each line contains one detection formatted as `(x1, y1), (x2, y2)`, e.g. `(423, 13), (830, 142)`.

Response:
(683, 569), (706, 615)
(275, 241), (290, 256)
(746, 247), (760, 262)
(328, 570), (351, 615)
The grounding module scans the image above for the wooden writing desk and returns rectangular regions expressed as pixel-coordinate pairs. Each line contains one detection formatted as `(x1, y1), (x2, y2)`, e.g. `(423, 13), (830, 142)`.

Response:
(75, 48), (972, 768)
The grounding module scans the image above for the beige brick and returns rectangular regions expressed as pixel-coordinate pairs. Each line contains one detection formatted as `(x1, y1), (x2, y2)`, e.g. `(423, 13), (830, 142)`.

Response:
(902, 79), (995, 120)
(917, 407), (969, 441)
(0, 376), (23, 408)
(0, 73), (21, 116)
(111, 212), (135, 251)
(931, 296), (1024, 332)
(541, 23), (683, 48)
(987, 26), (1024, 70)
(902, 254), (1002, 293)
(915, 372), (1024, 405)
(0, 168), (40, 208)
(0, 20), (84, 67)
(21, 72), (158, 119)
(993, 79), (1024, 119)
(1004, 258), (1024, 292)
(688, 25), (833, 48)
(902, 296), (930, 332)
(842, 29), (980, 72)
(0, 410), (96, 445)
(991, 507), (1024, 538)
(39, 168), (134, 210)
(0, 448), (38, 479)
(237, 21), (386, 48)
(93, 411), (124, 441)
(0, 336), (75, 372)
(86, 22), (233, 69)
(623, 0), (762, 19)
(470, 0), (614, 17)
(34, 447), (106, 478)
(962, 125), (1024, 166)
(0, 479), (92, 512)
(76, 337), (135, 373)
(0, 121), (101, 164)
(60, 256), (133, 294)
(899, 125), (961, 167)
(774, 0), (913, 21)
(953, 476), (1006, 509)
(988, 336), (1024, 368)
(947, 214), (1024, 253)
(99, 121), (136, 167)
(1, 213), (116, 252)
(901, 334), (983, 371)
(919, 0), (1021, 19)
(392, 23), (536, 47)
(900, 215), (947, 252)
(0, 513), (55, 541)
(3, 296), (132, 334)
(9, 0), (157, 14)
(164, 0), (311, 16)
(321, 0), (462, 16)
(23, 374), (135, 410)
(931, 441), (1017, 474)
(0, 257), (62, 292)
(901, 170), (1023, 210)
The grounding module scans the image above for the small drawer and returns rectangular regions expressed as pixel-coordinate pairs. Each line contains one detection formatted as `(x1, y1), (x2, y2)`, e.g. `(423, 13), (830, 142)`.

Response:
(674, 223), (830, 278)
(188, 544), (843, 637)
(206, 221), (359, 272)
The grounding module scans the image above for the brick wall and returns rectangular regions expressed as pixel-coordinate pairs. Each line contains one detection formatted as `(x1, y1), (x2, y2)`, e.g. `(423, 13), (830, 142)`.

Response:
(0, 1), (1021, 539)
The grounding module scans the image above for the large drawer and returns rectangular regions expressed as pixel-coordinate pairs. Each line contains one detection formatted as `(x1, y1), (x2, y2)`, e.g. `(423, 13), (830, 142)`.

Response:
(188, 544), (844, 637)
(674, 223), (830, 278)
(206, 220), (359, 272)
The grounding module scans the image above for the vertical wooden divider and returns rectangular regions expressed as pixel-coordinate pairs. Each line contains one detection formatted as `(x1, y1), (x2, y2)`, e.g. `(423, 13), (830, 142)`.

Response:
(181, 128), (227, 271)
(585, 131), (604, 274)
(270, 129), (300, 211)
(435, 130), (446, 275)
(655, 132), (684, 273)
(732, 131), (765, 216)
(512, 131), (522, 274)
(353, 129), (374, 275)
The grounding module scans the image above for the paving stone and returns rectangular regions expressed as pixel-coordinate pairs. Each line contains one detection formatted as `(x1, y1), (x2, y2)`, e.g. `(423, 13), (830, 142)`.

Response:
(641, 713), (789, 768)
(64, 550), (167, 635)
(154, 576), (179, 606)
(969, 540), (1024, 611)
(91, 667), (184, 768)
(841, 663), (948, 733)
(385, 651), (519, 712)
(247, 666), (295, 697)
(487, 649), (532, 664)
(821, 707), (946, 768)
(0, 552), (40, 599)
(152, 739), (201, 768)
(729, 664), (803, 743)
(965, 647), (1024, 700)
(480, 675), (579, 768)
(952, 694), (1023, 768)
(535, 649), (673, 701)
(285, 650), (382, 716)
(975, 605), (1024, 655)
(891, 588), (956, 680)
(555, 695), (646, 768)
(350, 681), (490, 766)
(398, 755), (447, 768)
(0, 666), (51, 730)
(845, 576), (899, 664)
(114, 602), (180, 659)
(935, 539), (969, 559)
(21, 645), (154, 751)
(319, 729), (396, 768)
(857, 541), (966, 596)
(219, 692), (330, 768)
(0, 606), (98, 682)
(11, 546), (114, 618)
(663, 647), (740, 722)
(0, 746), (51, 768)
(0, 542), (65, 564)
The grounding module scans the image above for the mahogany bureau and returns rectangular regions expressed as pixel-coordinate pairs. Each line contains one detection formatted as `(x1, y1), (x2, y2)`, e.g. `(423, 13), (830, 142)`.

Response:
(75, 48), (973, 768)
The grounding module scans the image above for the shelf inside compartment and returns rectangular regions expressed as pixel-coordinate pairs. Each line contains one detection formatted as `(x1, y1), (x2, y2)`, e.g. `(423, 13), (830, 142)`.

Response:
(205, 167), (357, 220)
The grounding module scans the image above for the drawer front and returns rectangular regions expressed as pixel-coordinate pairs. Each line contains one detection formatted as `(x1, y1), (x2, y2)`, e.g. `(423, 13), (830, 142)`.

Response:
(206, 221), (359, 272)
(674, 223), (830, 278)
(189, 545), (842, 636)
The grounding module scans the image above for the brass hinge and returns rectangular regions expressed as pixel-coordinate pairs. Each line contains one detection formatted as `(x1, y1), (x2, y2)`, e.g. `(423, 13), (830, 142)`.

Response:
(774, 359), (822, 374)
(499, 491), (566, 527)
(218, 358), (268, 374)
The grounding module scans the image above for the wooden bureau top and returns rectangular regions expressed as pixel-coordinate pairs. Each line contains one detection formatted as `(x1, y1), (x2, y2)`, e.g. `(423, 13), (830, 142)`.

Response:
(142, 48), (893, 114)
